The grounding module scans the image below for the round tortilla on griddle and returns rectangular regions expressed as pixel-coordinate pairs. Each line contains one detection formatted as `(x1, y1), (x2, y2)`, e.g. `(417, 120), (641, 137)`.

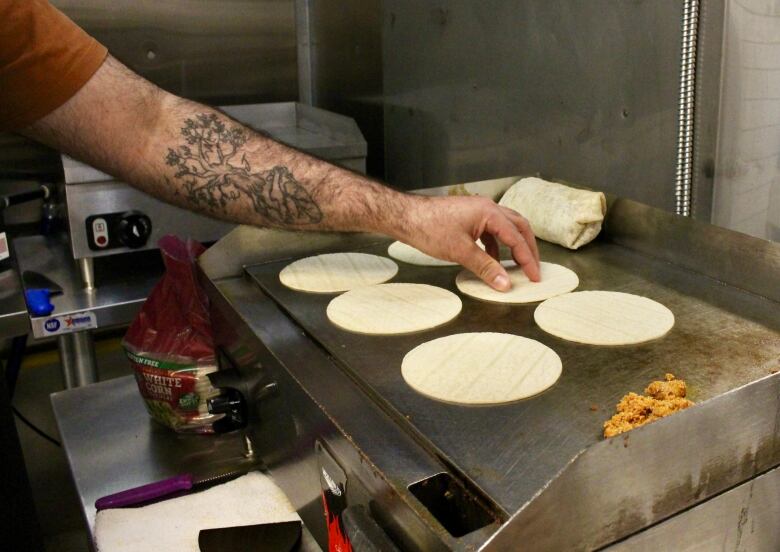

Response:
(327, 283), (461, 335)
(387, 241), (457, 266)
(279, 252), (397, 293)
(534, 291), (674, 345)
(456, 261), (579, 304)
(402, 332), (562, 405)
(387, 240), (484, 267)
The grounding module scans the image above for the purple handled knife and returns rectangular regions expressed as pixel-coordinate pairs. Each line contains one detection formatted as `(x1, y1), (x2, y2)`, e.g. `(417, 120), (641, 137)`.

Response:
(95, 471), (245, 510)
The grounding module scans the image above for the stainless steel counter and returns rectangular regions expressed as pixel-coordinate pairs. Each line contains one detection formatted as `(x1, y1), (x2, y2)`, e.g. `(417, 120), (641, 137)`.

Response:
(13, 234), (164, 387)
(13, 235), (162, 339)
(50, 375), (320, 550)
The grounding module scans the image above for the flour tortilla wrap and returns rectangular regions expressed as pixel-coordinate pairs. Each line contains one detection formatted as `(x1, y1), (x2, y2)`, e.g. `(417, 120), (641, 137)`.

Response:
(499, 177), (606, 249)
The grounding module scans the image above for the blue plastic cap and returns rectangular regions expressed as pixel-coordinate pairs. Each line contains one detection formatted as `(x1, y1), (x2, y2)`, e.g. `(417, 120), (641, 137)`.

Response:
(25, 289), (55, 316)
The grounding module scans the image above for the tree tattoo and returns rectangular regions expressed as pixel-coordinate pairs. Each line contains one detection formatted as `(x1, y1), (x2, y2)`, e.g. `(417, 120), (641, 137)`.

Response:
(164, 113), (323, 225)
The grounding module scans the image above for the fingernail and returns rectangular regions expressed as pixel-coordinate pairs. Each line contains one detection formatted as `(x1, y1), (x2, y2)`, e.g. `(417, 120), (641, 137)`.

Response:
(492, 274), (510, 290)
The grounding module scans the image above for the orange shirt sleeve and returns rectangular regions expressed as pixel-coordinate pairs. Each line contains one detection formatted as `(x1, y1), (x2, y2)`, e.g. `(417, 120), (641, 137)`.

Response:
(0, 0), (108, 132)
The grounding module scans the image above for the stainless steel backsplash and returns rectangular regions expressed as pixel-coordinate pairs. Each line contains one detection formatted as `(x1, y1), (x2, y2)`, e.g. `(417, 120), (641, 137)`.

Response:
(4, 1), (739, 225)
(53, 0), (298, 104)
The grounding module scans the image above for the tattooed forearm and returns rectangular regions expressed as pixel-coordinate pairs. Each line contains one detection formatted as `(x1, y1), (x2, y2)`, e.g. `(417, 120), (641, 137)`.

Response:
(20, 54), (541, 293)
(164, 113), (323, 225)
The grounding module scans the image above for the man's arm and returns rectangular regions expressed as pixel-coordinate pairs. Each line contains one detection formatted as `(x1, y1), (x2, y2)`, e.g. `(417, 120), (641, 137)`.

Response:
(22, 56), (539, 289)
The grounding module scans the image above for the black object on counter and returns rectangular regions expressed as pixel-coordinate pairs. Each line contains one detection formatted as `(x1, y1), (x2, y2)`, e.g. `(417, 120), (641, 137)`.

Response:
(198, 520), (302, 552)
(21, 271), (63, 294)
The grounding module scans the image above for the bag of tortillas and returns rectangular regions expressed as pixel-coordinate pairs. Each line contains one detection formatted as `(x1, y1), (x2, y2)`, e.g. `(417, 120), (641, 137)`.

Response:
(123, 236), (221, 433)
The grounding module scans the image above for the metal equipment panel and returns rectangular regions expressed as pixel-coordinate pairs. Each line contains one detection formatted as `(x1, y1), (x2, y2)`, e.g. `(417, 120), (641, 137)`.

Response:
(381, 1), (690, 211)
(208, 276), (486, 551)
(247, 237), (780, 514)
(606, 466), (780, 551)
(53, 0), (297, 104)
(227, 180), (780, 549)
(61, 103), (366, 261)
(298, 0), (385, 175)
(14, 235), (162, 338)
(711, 0), (780, 240)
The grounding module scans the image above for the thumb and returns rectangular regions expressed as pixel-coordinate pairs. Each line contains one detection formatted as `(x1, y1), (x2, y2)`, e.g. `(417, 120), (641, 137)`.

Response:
(460, 246), (511, 291)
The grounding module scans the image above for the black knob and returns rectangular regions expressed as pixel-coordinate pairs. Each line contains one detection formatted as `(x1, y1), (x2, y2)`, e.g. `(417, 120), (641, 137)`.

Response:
(117, 212), (152, 249)
(207, 388), (248, 432)
(207, 394), (244, 415)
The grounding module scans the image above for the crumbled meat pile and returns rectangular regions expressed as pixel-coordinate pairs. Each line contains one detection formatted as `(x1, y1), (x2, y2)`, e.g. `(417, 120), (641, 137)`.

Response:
(603, 373), (693, 438)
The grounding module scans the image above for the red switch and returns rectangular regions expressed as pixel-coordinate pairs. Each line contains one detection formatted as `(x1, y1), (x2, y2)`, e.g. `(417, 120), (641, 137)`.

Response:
(92, 217), (109, 247)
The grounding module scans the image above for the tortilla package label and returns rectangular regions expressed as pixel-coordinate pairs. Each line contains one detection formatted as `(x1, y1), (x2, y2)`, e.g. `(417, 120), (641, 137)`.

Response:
(123, 236), (221, 434)
(126, 350), (216, 430)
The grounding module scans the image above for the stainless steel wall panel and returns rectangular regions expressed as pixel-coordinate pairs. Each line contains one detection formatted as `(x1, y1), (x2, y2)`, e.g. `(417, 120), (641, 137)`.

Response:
(53, 0), (298, 104)
(688, 0), (726, 221)
(712, 0), (780, 241)
(300, 0), (385, 176)
(381, 1), (686, 210)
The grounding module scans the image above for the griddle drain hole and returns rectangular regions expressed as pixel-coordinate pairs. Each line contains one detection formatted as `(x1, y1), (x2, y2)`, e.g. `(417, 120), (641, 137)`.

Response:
(408, 472), (495, 538)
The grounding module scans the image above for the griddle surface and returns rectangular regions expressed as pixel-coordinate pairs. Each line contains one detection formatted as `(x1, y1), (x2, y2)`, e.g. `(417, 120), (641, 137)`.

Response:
(247, 240), (780, 514)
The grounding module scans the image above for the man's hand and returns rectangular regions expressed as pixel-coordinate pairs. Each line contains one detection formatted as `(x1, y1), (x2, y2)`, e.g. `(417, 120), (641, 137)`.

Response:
(393, 195), (540, 291)
(20, 55), (540, 290)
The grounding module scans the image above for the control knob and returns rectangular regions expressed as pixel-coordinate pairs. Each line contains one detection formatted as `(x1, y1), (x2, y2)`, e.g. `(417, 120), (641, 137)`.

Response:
(117, 212), (152, 249)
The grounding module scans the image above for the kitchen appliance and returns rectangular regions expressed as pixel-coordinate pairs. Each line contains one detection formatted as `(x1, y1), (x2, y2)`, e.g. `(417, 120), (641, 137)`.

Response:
(199, 178), (780, 551)
(0, 185), (51, 273)
(61, 102), (366, 288)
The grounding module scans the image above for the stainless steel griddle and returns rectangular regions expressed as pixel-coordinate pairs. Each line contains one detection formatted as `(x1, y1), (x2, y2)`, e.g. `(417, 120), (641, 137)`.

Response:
(202, 179), (780, 551)
(248, 237), (779, 507)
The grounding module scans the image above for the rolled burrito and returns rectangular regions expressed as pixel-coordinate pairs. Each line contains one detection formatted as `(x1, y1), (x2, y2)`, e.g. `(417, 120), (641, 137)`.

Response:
(499, 177), (606, 250)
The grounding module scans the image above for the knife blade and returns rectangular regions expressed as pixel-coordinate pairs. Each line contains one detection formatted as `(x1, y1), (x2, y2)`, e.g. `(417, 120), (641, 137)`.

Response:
(22, 270), (63, 293)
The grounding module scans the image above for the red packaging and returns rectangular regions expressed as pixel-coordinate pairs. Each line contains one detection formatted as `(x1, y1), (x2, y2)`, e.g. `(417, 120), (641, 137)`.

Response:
(123, 236), (221, 433)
